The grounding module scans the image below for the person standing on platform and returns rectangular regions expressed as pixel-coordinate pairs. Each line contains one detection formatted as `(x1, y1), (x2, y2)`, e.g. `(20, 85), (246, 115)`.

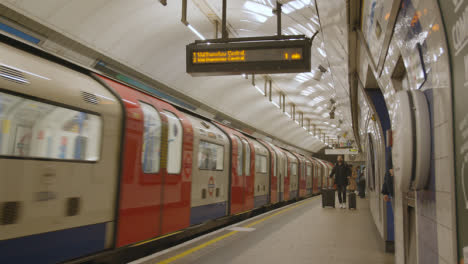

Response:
(329, 155), (351, 208)
(381, 167), (394, 207)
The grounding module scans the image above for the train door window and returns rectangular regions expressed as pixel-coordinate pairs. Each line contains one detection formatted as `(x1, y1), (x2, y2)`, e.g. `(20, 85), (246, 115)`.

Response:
(301, 162), (306, 179)
(291, 162), (297, 177)
(140, 102), (162, 173)
(255, 155), (267, 173)
(242, 139), (251, 176)
(272, 151), (277, 176)
(283, 155), (288, 177)
(198, 141), (224, 170)
(163, 111), (183, 174)
(0, 91), (102, 161)
(307, 165), (312, 179)
(234, 135), (243, 176)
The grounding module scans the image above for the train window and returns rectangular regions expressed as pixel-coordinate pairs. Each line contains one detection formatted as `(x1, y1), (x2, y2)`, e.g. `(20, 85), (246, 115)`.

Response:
(0, 91), (101, 161)
(291, 163), (298, 177)
(140, 102), (162, 173)
(255, 155), (267, 173)
(163, 111), (183, 174)
(307, 165), (312, 178)
(243, 139), (251, 176)
(198, 141), (224, 170)
(234, 135), (243, 176)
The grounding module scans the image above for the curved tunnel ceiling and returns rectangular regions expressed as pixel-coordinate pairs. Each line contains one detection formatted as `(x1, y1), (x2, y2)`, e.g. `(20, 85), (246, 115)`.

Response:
(1, 0), (353, 152)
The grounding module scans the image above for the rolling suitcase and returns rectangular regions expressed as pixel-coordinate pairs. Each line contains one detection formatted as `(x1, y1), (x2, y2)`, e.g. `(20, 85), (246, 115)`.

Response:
(348, 192), (356, 209)
(321, 188), (335, 208)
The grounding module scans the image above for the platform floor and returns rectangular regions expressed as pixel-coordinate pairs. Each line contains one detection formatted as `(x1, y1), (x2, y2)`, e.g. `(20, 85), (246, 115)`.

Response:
(131, 195), (394, 264)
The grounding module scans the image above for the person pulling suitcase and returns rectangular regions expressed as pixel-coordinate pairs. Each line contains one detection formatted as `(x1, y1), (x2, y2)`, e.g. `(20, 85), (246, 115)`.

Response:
(329, 155), (351, 208)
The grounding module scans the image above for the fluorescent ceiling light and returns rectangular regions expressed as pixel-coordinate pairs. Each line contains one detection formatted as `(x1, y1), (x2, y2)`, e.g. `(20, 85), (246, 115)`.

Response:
(308, 96), (325, 106)
(282, 4), (295, 14)
(244, 1), (273, 17)
(271, 101), (281, 108)
(317, 47), (327, 58)
(254, 85), (265, 95)
(187, 24), (205, 40)
(285, 112), (291, 118)
(297, 24), (312, 36)
(243, 10), (268, 23)
(310, 16), (319, 26)
(289, 0), (305, 9)
(295, 120), (300, 125)
(288, 27), (300, 35)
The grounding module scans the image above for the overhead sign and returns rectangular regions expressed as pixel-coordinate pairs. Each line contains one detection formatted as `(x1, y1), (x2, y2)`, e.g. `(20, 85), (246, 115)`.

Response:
(186, 35), (311, 76)
(325, 148), (359, 155)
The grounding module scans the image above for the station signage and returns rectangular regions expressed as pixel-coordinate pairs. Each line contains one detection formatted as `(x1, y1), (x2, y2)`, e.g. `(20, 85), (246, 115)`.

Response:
(186, 35), (311, 76)
(324, 148), (359, 155)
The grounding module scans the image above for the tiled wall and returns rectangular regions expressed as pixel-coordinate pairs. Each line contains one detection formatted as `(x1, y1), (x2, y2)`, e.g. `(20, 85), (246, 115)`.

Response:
(358, 0), (457, 263)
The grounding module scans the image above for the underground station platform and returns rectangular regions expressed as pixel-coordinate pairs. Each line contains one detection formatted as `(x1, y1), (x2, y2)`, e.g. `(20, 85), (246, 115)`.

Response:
(129, 196), (394, 264)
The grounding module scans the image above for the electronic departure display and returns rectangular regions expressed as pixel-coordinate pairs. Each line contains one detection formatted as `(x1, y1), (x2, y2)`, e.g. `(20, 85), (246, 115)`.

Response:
(186, 35), (311, 76)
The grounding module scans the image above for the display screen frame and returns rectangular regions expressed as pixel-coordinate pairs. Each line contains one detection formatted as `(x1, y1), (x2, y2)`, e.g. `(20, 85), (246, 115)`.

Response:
(186, 36), (312, 76)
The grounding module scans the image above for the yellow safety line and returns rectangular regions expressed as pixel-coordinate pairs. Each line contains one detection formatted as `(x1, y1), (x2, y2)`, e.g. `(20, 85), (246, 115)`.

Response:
(243, 199), (310, 228)
(235, 209), (252, 215)
(157, 231), (238, 264)
(132, 231), (183, 247)
(155, 198), (315, 264)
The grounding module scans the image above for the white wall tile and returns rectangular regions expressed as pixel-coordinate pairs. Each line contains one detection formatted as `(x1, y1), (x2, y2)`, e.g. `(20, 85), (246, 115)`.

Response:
(437, 223), (456, 263)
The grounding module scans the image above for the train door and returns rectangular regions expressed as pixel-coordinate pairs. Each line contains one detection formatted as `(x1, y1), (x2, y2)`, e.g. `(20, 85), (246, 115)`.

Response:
(252, 140), (269, 208)
(158, 109), (192, 235)
(259, 140), (277, 204)
(242, 138), (254, 210)
(276, 148), (285, 202)
(99, 77), (167, 247)
(283, 150), (290, 201)
(230, 135), (245, 214)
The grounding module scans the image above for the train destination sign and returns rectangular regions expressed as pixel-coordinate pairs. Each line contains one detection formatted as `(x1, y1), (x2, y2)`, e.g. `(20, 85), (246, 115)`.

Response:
(186, 36), (312, 76)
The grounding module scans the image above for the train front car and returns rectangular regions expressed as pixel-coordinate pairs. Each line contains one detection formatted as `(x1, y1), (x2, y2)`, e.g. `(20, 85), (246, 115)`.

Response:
(0, 43), (122, 263)
(184, 115), (230, 225)
(251, 139), (270, 208)
(214, 123), (254, 215)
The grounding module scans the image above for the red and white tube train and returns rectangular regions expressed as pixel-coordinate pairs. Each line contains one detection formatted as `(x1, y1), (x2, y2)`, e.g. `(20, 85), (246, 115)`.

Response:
(0, 39), (334, 264)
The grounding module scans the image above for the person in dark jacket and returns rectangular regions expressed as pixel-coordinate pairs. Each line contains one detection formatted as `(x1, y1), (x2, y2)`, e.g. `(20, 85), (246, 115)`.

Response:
(381, 154), (394, 208)
(329, 155), (351, 208)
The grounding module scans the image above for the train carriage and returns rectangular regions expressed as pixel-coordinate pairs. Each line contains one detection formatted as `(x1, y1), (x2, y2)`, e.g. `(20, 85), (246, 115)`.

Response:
(0, 43), (122, 263)
(183, 115), (230, 225)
